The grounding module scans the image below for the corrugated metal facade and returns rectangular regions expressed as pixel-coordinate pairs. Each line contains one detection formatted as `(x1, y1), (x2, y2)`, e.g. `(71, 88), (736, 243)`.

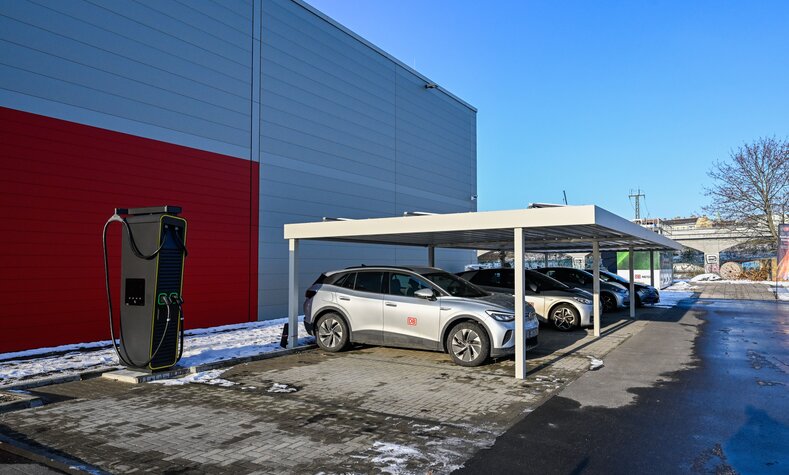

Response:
(258, 0), (476, 319)
(0, 0), (476, 351)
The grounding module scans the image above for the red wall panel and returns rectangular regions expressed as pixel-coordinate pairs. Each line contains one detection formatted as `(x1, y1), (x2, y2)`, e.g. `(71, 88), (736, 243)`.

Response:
(0, 107), (259, 353)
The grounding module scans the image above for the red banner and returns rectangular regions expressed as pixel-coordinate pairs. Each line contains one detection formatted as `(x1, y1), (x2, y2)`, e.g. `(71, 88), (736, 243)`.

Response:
(778, 224), (789, 281)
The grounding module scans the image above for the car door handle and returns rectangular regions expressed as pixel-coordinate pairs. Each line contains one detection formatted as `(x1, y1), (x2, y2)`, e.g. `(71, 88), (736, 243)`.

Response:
(385, 302), (397, 307)
(339, 296), (350, 301)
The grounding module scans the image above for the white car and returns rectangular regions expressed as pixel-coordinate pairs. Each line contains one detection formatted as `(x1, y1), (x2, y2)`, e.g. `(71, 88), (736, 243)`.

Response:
(304, 266), (540, 366)
(458, 268), (598, 331)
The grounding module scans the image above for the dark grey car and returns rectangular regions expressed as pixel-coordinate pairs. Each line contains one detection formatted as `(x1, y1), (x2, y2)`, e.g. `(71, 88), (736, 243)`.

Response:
(534, 267), (630, 312)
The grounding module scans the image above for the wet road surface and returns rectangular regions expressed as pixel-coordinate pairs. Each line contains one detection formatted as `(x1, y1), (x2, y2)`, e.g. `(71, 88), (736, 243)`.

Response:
(458, 296), (789, 474)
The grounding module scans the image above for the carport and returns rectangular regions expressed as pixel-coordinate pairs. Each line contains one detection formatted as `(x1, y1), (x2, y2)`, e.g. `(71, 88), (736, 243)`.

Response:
(283, 205), (682, 378)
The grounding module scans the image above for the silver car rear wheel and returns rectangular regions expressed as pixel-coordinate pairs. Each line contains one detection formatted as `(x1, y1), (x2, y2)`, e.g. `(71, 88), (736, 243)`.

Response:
(315, 313), (349, 352)
(447, 322), (490, 367)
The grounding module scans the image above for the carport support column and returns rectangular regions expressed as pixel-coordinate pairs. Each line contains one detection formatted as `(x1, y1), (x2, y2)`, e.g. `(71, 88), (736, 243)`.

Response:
(427, 245), (435, 267)
(649, 250), (655, 287)
(592, 241), (601, 337)
(514, 227), (527, 379)
(288, 239), (299, 349)
(629, 247), (636, 319)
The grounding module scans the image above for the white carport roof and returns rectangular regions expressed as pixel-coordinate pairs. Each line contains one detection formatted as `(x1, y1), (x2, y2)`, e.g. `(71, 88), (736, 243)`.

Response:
(283, 205), (681, 380)
(284, 205), (681, 252)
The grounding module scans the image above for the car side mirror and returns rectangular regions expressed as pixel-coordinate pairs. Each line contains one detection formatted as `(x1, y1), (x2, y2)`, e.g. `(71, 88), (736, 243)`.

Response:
(414, 288), (435, 300)
(528, 282), (538, 293)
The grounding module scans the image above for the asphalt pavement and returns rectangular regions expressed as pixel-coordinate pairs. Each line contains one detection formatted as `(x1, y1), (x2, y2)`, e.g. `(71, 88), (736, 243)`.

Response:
(458, 296), (789, 474)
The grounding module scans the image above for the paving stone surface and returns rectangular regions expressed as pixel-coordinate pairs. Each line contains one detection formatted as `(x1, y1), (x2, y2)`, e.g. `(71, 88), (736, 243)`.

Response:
(0, 311), (653, 474)
(692, 282), (777, 301)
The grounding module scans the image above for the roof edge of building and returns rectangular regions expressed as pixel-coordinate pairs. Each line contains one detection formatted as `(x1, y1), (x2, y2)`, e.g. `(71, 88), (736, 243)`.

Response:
(291, 0), (477, 113)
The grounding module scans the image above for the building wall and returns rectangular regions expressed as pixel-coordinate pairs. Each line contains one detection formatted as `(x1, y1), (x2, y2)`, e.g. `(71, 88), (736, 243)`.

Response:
(0, 0), (476, 351)
(0, 0), (259, 352)
(257, 0), (477, 319)
(0, 107), (259, 352)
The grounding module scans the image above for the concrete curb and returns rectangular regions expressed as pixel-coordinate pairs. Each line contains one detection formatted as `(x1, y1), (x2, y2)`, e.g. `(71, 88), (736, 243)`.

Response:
(101, 344), (318, 384)
(2, 367), (115, 392)
(0, 435), (109, 475)
(0, 391), (43, 414)
(1, 344), (318, 391)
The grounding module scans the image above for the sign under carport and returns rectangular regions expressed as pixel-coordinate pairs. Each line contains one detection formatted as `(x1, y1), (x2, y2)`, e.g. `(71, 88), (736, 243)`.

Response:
(284, 205), (682, 379)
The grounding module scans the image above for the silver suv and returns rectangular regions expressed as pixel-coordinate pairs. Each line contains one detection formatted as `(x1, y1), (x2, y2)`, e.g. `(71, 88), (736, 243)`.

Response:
(304, 266), (540, 367)
(458, 268), (597, 331)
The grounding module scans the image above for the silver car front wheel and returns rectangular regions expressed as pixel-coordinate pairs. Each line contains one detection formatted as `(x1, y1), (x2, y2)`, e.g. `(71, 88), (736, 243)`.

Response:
(447, 322), (490, 367)
(551, 304), (579, 332)
(315, 313), (349, 352)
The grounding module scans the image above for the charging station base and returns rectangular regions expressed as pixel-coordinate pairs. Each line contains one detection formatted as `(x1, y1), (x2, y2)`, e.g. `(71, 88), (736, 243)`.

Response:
(102, 367), (189, 384)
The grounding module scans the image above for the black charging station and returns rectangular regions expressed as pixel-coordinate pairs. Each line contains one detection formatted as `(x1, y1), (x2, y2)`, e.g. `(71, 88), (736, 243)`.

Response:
(103, 206), (188, 371)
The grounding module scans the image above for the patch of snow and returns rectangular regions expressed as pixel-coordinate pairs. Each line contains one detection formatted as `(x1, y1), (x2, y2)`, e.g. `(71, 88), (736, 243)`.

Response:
(666, 281), (694, 290)
(150, 369), (237, 387)
(0, 316), (314, 387)
(267, 383), (297, 393)
(588, 357), (604, 371)
(690, 273), (721, 282)
(654, 291), (695, 308)
(768, 284), (789, 301)
(371, 442), (423, 475)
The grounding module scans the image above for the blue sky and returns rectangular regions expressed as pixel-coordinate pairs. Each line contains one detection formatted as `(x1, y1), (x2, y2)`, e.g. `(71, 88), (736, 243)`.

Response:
(306, 0), (789, 219)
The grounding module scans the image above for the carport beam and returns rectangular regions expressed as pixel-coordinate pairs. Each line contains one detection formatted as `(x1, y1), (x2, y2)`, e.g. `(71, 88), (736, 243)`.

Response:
(629, 247), (636, 319)
(592, 241), (601, 337)
(514, 227), (527, 379)
(428, 245), (435, 267)
(288, 238), (299, 349)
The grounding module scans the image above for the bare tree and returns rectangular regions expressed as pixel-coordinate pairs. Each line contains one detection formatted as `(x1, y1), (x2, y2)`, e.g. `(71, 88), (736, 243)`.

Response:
(704, 137), (789, 242)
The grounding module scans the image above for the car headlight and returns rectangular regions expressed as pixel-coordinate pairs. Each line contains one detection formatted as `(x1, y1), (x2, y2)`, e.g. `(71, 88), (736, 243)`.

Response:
(614, 286), (628, 294)
(486, 310), (515, 322)
(573, 296), (592, 305)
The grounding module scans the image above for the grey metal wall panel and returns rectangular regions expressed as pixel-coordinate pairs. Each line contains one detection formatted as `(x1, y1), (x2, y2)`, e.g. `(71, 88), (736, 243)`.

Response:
(0, 0), (254, 158)
(258, 0), (476, 319)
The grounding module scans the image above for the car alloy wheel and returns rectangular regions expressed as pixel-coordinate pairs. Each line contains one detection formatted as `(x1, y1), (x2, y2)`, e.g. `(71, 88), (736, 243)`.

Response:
(601, 293), (617, 312)
(447, 322), (490, 367)
(315, 313), (349, 352)
(452, 328), (482, 363)
(551, 303), (578, 331)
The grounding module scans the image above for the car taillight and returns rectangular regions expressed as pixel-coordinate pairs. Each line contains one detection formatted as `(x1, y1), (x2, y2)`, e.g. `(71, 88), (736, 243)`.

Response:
(305, 289), (316, 299)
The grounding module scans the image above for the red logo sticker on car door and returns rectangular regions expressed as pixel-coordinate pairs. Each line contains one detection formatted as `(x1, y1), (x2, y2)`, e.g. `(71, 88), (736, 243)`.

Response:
(407, 317), (417, 326)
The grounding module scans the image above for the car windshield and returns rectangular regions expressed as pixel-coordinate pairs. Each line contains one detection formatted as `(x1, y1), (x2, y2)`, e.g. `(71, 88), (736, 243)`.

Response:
(525, 270), (570, 291)
(423, 272), (489, 298)
(601, 271), (629, 285)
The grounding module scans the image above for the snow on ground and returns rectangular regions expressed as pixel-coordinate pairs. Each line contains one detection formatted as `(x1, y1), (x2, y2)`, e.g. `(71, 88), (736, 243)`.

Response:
(149, 369), (237, 387)
(770, 284), (789, 301)
(666, 281), (694, 290)
(0, 317), (314, 387)
(656, 289), (695, 303)
(267, 382), (297, 393)
(690, 273), (722, 282)
(371, 442), (424, 475)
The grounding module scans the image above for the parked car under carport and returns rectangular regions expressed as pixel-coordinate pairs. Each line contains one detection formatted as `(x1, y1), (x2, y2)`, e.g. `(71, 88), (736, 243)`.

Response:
(534, 267), (630, 312)
(457, 268), (598, 331)
(589, 270), (660, 306)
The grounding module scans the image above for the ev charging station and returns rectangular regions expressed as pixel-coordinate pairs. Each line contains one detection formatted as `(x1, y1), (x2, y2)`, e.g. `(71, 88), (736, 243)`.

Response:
(103, 206), (188, 372)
